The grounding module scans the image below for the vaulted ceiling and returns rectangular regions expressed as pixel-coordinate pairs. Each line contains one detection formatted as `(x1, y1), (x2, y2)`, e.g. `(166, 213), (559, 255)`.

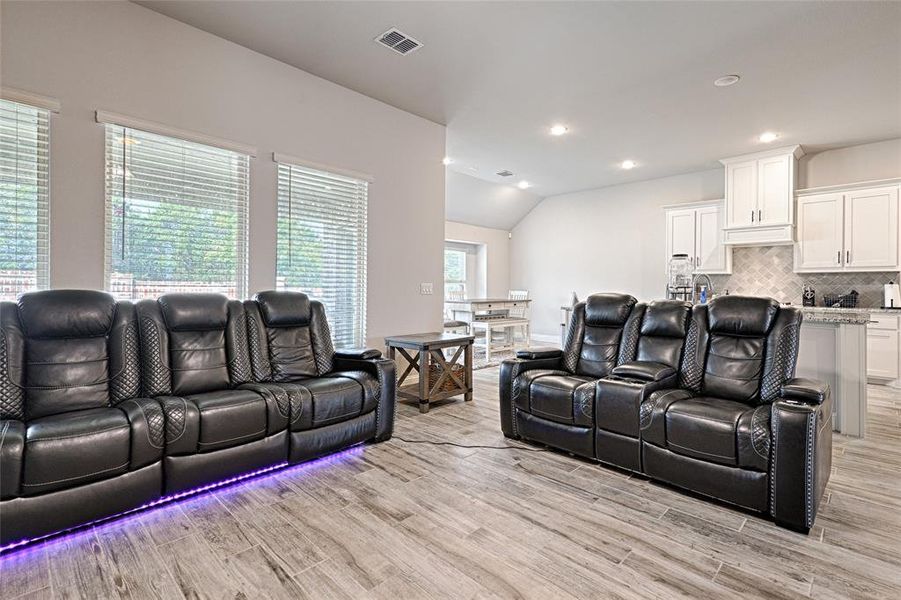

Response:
(138, 1), (901, 211)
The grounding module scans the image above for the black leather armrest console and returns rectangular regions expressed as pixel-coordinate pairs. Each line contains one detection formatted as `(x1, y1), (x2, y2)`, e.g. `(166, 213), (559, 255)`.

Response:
(611, 361), (676, 383)
(515, 347), (563, 360)
(334, 348), (383, 360)
(780, 378), (829, 405)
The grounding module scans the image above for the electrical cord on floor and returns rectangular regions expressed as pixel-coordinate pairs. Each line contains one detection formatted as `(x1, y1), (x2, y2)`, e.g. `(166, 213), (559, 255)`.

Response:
(393, 435), (548, 452)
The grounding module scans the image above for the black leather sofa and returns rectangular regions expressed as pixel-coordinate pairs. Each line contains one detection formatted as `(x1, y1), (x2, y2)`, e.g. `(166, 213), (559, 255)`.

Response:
(501, 293), (832, 533)
(0, 289), (395, 548)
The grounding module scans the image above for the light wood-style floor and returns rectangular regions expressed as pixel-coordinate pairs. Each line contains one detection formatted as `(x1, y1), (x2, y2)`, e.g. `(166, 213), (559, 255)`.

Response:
(2, 367), (900, 599)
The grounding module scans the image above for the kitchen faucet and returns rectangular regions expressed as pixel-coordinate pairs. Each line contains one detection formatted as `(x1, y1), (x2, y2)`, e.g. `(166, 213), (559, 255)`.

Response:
(691, 273), (714, 304)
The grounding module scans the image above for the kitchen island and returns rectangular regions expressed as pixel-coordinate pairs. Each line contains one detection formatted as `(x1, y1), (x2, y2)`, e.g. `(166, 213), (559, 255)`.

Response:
(797, 307), (869, 438)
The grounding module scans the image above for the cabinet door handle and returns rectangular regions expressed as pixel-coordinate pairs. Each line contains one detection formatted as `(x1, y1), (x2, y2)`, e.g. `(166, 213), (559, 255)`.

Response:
(758, 209), (762, 222)
(837, 251), (841, 264)
(846, 250), (851, 264)
(696, 255), (700, 268)
(751, 210), (755, 223)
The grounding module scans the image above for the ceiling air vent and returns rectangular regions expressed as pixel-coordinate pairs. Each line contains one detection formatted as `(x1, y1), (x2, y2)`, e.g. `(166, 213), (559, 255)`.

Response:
(496, 170), (514, 177)
(375, 28), (423, 55)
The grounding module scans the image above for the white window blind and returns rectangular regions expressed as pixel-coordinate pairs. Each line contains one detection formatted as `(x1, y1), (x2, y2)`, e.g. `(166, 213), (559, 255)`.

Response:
(104, 124), (249, 299)
(0, 99), (50, 300)
(276, 162), (368, 348)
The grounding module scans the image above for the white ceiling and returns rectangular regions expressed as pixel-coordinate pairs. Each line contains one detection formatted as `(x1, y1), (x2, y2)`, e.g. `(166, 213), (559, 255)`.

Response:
(446, 170), (543, 230)
(138, 0), (901, 202)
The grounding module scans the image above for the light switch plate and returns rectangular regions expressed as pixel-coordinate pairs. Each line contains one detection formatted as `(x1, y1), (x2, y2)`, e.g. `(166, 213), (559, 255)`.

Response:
(420, 282), (433, 295)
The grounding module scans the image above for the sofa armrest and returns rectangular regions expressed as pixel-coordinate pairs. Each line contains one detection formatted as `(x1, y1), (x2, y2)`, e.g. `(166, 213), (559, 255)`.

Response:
(331, 354), (396, 442)
(334, 348), (383, 360)
(780, 378), (829, 405)
(770, 382), (833, 533)
(499, 355), (565, 437)
(117, 397), (165, 468)
(515, 347), (563, 360)
(611, 361), (676, 383)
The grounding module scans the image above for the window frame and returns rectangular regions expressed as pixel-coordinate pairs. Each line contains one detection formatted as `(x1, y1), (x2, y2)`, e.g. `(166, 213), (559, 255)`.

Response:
(102, 122), (251, 300)
(0, 97), (51, 300)
(444, 246), (467, 298)
(274, 159), (369, 348)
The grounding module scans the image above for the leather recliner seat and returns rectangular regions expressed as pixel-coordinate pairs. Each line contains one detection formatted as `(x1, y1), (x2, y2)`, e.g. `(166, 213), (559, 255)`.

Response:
(503, 293), (638, 458)
(0, 289), (396, 547)
(501, 294), (832, 533)
(136, 293), (290, 494)
(243, 291), (395, 464)
(1, 290), (164, 544)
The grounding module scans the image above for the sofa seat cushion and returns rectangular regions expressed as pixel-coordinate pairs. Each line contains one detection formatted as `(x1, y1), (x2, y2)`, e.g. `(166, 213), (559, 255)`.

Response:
(660, 396), (770, 471)
(285, 373), (378, 431)
(187, 389), (268, 452)
(23, 408), (131, 496)
(526, 374), (596, 427)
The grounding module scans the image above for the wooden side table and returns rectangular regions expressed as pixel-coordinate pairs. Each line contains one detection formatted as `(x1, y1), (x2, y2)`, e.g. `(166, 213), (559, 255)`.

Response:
(384, 332), (474, 413)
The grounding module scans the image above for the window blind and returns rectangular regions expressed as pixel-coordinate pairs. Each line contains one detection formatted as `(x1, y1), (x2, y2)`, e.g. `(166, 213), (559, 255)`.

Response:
(104, 124), (249, 300)
(0, 99), (50, 300)
(276, 162), (368, 348)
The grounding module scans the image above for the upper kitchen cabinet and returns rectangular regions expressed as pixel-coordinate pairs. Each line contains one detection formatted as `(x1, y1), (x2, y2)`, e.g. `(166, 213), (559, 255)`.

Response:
(664, 200), (731, 275)
(795, 181), (900, 272)
(720, 145), (804, 246)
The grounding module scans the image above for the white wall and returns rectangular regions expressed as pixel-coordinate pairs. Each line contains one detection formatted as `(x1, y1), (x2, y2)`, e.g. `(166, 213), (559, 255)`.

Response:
(513, 138), (901, 337)
(446, 170), (543, 231)
(511, 170), (725, 336)
(445, 221), (510, 298)
(800, 138), (901, 189)
(0, 0), (446, 347)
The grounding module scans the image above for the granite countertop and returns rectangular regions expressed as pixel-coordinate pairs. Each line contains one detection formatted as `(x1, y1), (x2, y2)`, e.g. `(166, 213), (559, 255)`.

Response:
(559, 302), (883, 324)
(799, 306), (873, 325)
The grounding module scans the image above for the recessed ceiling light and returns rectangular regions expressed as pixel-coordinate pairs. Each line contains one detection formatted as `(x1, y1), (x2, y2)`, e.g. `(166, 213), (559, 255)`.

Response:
(758, 132), (779, 143)
(442, 156), (453, 165)
(713, 74), (741, 87)
(517, 181), (531, 189)
(549, 124), (568, 136)
(620, 160), (637, 170)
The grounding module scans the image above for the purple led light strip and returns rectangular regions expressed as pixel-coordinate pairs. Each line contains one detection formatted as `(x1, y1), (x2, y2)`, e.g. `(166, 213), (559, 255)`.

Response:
(0, 445), (364, 556)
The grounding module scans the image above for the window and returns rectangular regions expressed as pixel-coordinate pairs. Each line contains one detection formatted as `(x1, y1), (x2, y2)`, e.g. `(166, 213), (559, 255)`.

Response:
(104, 124), (249, 299)
(276, 161), (368, 348)
(444, 246), (466, 298)
(0, 99), (50, 300)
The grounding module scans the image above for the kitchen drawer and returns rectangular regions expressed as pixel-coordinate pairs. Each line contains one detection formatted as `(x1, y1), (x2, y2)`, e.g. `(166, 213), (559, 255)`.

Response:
(868, 314), (899, 331)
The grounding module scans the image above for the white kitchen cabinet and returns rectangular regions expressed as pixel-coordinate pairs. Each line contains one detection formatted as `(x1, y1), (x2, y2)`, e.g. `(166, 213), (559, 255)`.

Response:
(664, 201), (731, 275)
(758, 154), (793, 225)
(867, 314), (899, 381)
(726, 160), (757, 228)
(795, 193), (845, 270)
(845, 186), (899, 269)
(795, 183), (900, 272)
(721, 146), (803, 246)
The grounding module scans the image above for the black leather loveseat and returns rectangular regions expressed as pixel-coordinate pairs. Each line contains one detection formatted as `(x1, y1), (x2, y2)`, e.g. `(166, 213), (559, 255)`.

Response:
(500, 293), (832, 533)
(0, 289), (395, 548)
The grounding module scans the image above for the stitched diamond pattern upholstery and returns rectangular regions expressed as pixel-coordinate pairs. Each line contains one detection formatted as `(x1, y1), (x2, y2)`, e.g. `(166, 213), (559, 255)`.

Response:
(0, 312), (24, 420)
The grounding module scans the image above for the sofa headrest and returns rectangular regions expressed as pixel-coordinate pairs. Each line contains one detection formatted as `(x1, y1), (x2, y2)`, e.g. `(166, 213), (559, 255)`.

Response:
(159, 293), (229, 331)
(641, 300), (692, 338)
(708, 295), (780, 337)
(17, 289), (116, 338)
(254, 291), (311, 327)
(585, 293), (637, 327)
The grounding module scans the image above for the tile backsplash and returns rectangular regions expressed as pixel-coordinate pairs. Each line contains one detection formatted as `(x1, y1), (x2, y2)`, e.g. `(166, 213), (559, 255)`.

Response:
(707, 246), (899, 308)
